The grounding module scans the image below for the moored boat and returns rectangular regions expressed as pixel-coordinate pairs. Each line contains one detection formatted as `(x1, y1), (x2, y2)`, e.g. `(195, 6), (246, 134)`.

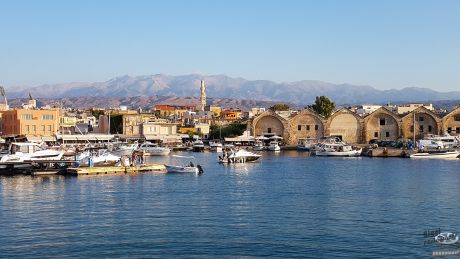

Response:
(409, 150), (459, 159)
(136, 142), (170, 156)
(315, 142), (362, 157)
(219, 149), (262, 163)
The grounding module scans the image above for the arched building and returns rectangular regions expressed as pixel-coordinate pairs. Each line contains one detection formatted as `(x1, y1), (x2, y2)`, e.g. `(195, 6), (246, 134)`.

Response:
(252, 110), (289, 140)
(288, 109), (325, 145)
(325, 108), (363, 144)
(363, 107), (401, 142)
(401, 107), (441, 140)
(442, 106), (460, 135)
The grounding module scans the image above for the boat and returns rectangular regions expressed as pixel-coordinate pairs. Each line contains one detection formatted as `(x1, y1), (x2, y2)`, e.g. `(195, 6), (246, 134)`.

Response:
(253, 140), (265, 151)
(425, 134), (460, 149)
(192, 140), (205, 152)
(315, 142), (362, 157)
(0, 142), (65, 163)
(110, 142), (139, 156)
(297, 138), (319, 151)
(136, 142), (170, 156)
(267, 141), (281, 152)
(435, 232), (459, 245)
(165, 155), (203, 174)
(77, 149), (121, 166)
(409, 150), (459, 159)
(209, 141), (223, 152)
(219, 149), (262, 163)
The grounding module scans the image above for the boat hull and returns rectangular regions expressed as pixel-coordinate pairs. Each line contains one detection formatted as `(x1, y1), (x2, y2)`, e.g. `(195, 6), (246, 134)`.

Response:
(409, 151), (459, 159)
(165, 165), (199, 173)
(315, 149), (362, 157)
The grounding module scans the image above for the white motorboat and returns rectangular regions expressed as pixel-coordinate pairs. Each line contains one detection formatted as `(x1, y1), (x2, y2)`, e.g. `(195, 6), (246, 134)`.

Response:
(219, 149), (262, 163)
(110, 142), (139, 156)
(0, 142), (65, 163)
(165, 155), (203, 174)
(315, 142), (362, 157)
(77, 149), (121, 166)
(267, 141), (281, 152)
(435, 232), (459, 245)
(136, 142), (170, 156)
(253, 140), (265, 151)
(209, 141), (223, 152)
(192, 140), (205, 152)
(409, 150), (459, 159)
(297, 138), (319, 151)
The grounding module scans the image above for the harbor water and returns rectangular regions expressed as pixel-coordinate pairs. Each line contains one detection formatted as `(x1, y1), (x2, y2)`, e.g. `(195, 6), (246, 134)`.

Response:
(1, 151), (459, 258)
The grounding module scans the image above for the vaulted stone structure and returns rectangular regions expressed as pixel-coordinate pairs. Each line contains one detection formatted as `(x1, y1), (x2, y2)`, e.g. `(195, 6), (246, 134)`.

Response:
(288, 108), (325, 145)
(363, 107), (401, 142)
(401, 107), (441, 140)
(252, 110), (289, 140)
(442, 106), (460, 136)
(325, 108), (363, 144)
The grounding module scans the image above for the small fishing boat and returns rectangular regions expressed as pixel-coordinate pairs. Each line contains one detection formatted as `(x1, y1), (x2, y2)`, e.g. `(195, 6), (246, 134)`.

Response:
(165, 155), (203, 174)
(315, 142), (362, 157)
(253, 140), (265, 151)
(409, 150), (459, 159)
(267, 141), (281, 152)
(435, 232), (459, 245)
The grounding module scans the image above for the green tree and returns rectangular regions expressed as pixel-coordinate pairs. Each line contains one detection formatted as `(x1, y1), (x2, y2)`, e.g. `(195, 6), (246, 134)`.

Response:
(208, 121), (246, 139)
(269, 103), (290, 111)
(311, 96), (335, 117)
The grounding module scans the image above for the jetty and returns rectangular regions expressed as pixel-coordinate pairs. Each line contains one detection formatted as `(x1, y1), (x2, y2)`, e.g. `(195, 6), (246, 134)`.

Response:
(66, 164), (166, 176)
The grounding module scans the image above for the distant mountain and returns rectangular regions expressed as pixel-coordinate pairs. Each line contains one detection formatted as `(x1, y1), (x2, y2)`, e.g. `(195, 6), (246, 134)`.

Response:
(6, 74), (460, 105)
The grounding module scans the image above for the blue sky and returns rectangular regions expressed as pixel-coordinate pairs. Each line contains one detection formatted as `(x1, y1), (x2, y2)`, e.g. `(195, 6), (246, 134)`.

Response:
(0, 0), (459, 91)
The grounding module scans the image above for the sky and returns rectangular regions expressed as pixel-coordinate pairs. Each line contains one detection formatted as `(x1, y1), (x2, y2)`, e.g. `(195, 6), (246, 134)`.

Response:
(0, 0), (459, 91)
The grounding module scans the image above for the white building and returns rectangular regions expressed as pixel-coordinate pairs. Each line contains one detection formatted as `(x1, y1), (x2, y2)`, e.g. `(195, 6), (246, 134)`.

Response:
(356, 105), (382, 116)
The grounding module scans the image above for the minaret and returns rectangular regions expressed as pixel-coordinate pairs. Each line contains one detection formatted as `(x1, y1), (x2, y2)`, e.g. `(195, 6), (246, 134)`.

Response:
(200, 80), (206, 111)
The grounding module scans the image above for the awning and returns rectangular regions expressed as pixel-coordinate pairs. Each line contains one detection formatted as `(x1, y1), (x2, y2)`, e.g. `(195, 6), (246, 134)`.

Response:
(26, 135), (57, 142)
(56, 134), (115, 141)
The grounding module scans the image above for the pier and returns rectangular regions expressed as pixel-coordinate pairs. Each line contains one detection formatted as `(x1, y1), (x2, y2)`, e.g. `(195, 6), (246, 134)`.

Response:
(65, 164), (166, 176)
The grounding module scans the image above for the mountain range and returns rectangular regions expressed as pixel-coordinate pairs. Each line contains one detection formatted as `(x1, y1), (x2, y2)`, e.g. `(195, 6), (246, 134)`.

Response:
(6, 74), (460, 105)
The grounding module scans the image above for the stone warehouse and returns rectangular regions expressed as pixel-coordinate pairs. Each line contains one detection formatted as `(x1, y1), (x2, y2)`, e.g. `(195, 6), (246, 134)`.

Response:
(251, 106), (460, 145)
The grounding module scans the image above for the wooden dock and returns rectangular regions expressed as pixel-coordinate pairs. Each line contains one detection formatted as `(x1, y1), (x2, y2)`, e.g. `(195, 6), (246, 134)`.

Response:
(65, 164), (166, 176)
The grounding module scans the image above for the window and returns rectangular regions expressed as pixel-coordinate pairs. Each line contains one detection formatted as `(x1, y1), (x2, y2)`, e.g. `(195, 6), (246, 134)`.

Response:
(26, 125), (30, 132)
(419, 116), (424, 121)
(419, 125), (424, 132)
(306, 125), (310, 131)
(47, 125), (52, 131)
(298, 125), (301, 131)
(41, 125), (45, 131)
(448, 127), (452, 133)
(380, 119), (385, 125)
(455, 115), (460, 121)
(374, 132), (378, 138)
(21, 114), (33, 120)
(457, 127), (460, 134)
(315, 125), (318, 130)
(32, 125), (36, 132)
(428, 125), (432, 132)
(268, 128), (272, 133)
(410, 125), (414, 132)
(386, 132), (390, 137)
(42, 114), (54, 120)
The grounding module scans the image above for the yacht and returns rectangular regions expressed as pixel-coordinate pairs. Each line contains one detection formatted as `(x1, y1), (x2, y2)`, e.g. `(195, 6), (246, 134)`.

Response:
(110, 142), (139, 156)
(136, 142), (171, 156)
(209, 141), (223, 152)
(267, 141), (281, 152)
(253, 140), (265, 151)
(0, 142), (65, 163)
(77, 149), (121, 166)
(315, 142), (362, 157)
(424, 134), (459, 148)
(219, 149), (262, 163)
(192, 140), (205, 152)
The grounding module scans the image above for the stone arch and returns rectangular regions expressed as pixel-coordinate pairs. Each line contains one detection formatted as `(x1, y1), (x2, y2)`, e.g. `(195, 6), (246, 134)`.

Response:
(364, 107), (401, 142)
(287, 109), (325, 145)
(401, 107), (441, 139)
(442, 106), (460, 135)
(252, 110), (288, 139)
(326, 108), (363, 144)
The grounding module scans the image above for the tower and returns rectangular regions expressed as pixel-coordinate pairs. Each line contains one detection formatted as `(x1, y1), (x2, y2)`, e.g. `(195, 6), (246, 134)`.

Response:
(200, 80), (206, 111)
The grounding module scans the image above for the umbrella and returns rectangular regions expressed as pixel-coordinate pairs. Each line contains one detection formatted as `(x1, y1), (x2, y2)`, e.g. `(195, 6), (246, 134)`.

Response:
(256, 136), (269, 140)
(269, 135), (283, 140)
